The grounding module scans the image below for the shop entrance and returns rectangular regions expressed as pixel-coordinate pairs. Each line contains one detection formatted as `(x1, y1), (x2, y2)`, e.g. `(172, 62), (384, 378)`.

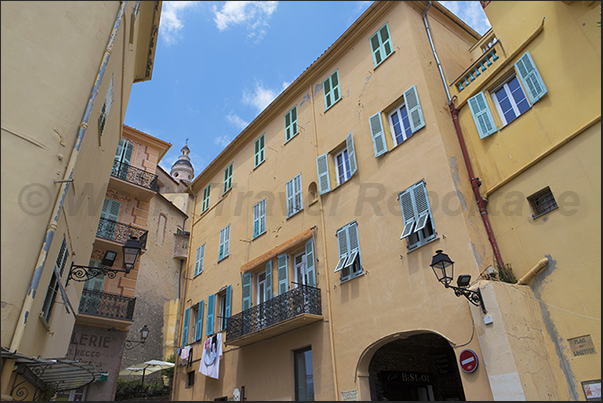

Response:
(368, 332), (465, 401)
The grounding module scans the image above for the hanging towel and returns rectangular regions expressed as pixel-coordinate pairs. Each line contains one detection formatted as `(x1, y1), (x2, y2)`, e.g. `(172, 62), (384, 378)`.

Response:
(199, 334), (223, 379)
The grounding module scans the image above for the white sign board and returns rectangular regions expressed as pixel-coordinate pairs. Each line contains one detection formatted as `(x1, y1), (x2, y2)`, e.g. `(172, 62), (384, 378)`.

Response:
(341, 389), (359, 401)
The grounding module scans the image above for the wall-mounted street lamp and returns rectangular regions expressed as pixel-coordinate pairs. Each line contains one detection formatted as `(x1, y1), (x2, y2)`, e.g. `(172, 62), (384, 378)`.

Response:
(66, 236), (142, 285)
(430, 250), (487, 314)
(124, 325), (149, 350)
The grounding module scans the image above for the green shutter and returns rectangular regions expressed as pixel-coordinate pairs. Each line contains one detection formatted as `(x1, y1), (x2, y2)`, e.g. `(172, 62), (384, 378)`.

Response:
(225, 285), (232, 323)
(369, 112), (388, 157)
(334, 227), (349, 272)
(196, 300), (204, 341)
(346, 132), (357, 176)
(101, 197), (121, 221)
(323, 70), (340, 110)
(399, 189), (416, 239)
(206, 294), (215, 336)
(277, 253), (289, 295)
(370, 23), (393, 67)
(285, 107), (298, 141)
(194, 244), (205, 276)
(254, 135), (265, 167)
(403, 86), (425, 133)
(265, 260), (273, 300)
(84, 259), (106, 292)
(305, 239), (316, 287)
(515, 51), (547, 104)
(182, 307), (190, 346)
(242, 272), (252, 310)
(468, 92), (497, 139)
(202, 184), (211, 212)
(316, 154), (331, 195)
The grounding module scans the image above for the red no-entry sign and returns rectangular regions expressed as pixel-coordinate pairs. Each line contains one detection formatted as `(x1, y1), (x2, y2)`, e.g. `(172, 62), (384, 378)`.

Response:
(459, 349), (479, 373)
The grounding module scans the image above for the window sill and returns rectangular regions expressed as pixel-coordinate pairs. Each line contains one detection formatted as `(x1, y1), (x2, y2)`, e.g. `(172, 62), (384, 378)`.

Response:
(218, 255), (229, 263)
(193, 271), (203, 279)
(252, 230), (267, 241)
(373, 50), (395, 71)
(38, 313), (51, 332)
(253, 160), (265, 171)
(324, 97), (342, 113)
(284, 133), (299, 145)
(340, 270), (365, 285)
(286, 208), (303, 220)
(531, 206), (558, 219)
(406, 235), (440, 254)
(222, 187), (232, 197)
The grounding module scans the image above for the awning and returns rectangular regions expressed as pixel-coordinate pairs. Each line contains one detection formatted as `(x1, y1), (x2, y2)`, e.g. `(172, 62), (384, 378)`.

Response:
(240, 227), (314, 274)
(1, 347), (103, 394)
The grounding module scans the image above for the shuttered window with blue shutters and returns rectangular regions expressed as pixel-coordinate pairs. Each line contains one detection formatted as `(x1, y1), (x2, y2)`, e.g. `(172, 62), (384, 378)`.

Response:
(514, 51), (547, 104)
(468, 92), (498, 139)
(223, 163), (233, 194)
(253, 199), (266, 238)
(335, 222), (363, 282)
(195, 300), (204, 341)
(370, 23), (394, 68)
(242, 272), (252, 311)
(206, 294), (215, 336)
(265, 260), (273, 300)
(286, 174), (303, 218)
(277, 253), (289, 295)
(305, 238), (316, 287)
(399, 180), (437, 251)
(194, 243), (205, 277)
(254, 134), (265, 168)
(218, 224), (230, 261)
(369, 112), (389, 157)
(492, 76), (531, 126)
(285, 106), (298, 142)
(323, 70), (341, 111)
(181, 307), (190, 346)
(316, 154), (331, 195)
(201, 184), (211, 213)
(403, 85), (425, 134)
(220, 285), (232, 331)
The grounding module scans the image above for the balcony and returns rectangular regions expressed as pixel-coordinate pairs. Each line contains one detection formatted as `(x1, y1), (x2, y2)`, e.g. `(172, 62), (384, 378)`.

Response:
(96, 217), (148, 250)
(225, 284), (323, 347)
(172, 232), (189, 259)
(109, 161), (158, 201)
(78, 289), (136, 321)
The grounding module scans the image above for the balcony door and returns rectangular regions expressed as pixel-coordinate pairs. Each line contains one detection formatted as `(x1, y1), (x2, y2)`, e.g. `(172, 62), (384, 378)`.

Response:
(97, 197), (121, 240)
(294, 253), (308, 287)
(113, 139), (134, 179)
(257, 272), (267, 329)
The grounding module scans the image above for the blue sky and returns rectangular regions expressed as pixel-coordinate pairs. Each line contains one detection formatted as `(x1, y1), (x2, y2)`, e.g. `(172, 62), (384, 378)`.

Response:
(124, 1), (491, 175)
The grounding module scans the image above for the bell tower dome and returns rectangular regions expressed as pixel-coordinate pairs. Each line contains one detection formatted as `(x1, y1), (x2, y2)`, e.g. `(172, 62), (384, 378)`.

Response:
(170, 142), (194, 186)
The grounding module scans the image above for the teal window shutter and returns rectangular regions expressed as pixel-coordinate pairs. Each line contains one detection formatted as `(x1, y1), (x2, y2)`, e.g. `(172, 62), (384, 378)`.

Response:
(265, 260), (273, 300)
(334, 227), (349, 272)
(225, 285), (232, 324)
(403, 85), (425, 133)
(202, 184), (211, 212)
(277, 253), (289, 295)
(285, 106), (298, 141)
(370, 23), (393, 67)
(98, 197), (121, 239)
(194, 244), (205, 276)
(305, 239), (316, 287)
(253, 202), (261, 237)
(323, 70), (341, 110)
(346, 132), (358, 177)
(468, 92), (497, 139)
(223, 163), (233, 193)
(316, 154), (331, 195)
(514, 51), (547, 104)
(182, 307), (190, 346)
(242, 272), (252, 310)
(254, 134), (265, 167)
(196, 300), (204, 341)
(399, 189), (416, 239)
(206, 294), (215, 336)
(286, 175), (303, 217)
(369, 112), (388, 157)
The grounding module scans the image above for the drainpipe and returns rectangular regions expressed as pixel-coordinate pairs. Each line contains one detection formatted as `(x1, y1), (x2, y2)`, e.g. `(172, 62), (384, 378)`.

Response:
(8, 1), (128, 354)
(422, 2), (505, 270)
(517, 258), (548, 285)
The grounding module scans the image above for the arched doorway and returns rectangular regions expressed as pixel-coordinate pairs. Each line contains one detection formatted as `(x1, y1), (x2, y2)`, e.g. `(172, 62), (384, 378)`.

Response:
(367, 332), (465, 401)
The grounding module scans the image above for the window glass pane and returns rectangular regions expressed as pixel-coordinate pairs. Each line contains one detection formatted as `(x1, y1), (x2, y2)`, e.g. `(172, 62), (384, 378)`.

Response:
(494, 87), (517, 124)
(508, 77), (530, 115)
(400, 106), (412, 139)
(331, 72), (338, 87)
(370, 35), (380, 52)
(295, 348), (314, 401)
(380, 26), (389, 41)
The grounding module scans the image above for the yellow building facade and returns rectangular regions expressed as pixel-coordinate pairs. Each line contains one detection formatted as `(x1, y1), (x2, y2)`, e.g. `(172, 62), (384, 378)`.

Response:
(449, 1), (601, 400)
(1, 2), (162, 400)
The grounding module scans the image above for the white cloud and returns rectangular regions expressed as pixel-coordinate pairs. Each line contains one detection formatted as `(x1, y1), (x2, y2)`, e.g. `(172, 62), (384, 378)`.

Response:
(439, 1), (491, 36)
(212, 1), (278, 42)
(227, 113), (249, 130)
(160, 1), (197, 45)
(214, 134), (233, 148)
(242, 80), (290, 114)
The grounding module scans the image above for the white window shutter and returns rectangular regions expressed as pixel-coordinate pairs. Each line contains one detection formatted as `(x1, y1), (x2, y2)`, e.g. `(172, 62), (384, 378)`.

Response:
(242, 272), (252, 310)
(335, 227), (349, 272)
(369, 112), (388, 157)
(316, 154), (331, 194)
(286, 179), (294, 216)
(265, 260), (273, 300)
(403, 85), (425, 133)
(305, 239), (316, 287)
(224, 225), (230, 256)
(399, 190), (416, 239)
(515, 51), (547, 104)
(468, 92), (497, 139)
(346, 132), (358, 177)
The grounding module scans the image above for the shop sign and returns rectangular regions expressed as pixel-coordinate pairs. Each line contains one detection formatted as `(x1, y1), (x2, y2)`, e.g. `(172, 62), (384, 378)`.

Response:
(341, 389), (359, 401)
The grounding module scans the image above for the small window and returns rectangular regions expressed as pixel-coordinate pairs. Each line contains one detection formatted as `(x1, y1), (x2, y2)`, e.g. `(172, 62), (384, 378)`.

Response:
(335, 149), (351, 186)
(399, 180), (437, 251)
(253, 199), (267, 238)
(186, 371), (195, 387)
(218, 225), (230, 261)
(389, 102), (413, 146)
(254, 134), (265, 168)
(215, 285), (232, 331)
(334, 222), (363, 282)
(194, 244), (205, 277)
(223, 163), (233, 194)
(294, 347), (315, 401)
(286, 174), (303, 218)
(370, 23), (393, 67)
(285, 106), (298, 142)
(491, 75), (531, 126)
(316, 132), (357, 194)
(528, 187), (558, 218)
(41, 237), (69, 323)
(323, 70), (341, 111)
(202, 184), (211, 213)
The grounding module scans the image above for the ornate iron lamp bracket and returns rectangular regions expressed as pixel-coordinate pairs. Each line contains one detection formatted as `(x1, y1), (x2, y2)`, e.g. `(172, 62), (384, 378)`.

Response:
(66, 262), (129, 286)
(446, 284), (487, 314)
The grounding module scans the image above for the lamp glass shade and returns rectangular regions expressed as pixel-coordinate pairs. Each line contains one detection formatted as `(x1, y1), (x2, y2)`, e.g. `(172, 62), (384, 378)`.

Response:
(140, 325), (149, 341)
(122, 237), (141, 270)
(430, 250), (454, 286)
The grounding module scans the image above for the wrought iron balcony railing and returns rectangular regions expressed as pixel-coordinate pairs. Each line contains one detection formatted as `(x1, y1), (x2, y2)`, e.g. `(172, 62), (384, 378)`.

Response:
(96, 217), (148, 249)
(226, 284), (322, 343)
(111, 160), (159, 192)
(78, 289), (136, 321)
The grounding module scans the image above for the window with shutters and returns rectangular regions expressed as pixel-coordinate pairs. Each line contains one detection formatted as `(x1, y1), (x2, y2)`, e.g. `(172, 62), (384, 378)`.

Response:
(190, 304), (199, 343)
(218, 224), (230, 261)
(41, 236), (69, 323)
(286, 174), (303, 218)
(285, 106), (298, 142)
(323, 70), (341, 111)
(399, 180), (437, 251)
(217, 285), (232, 331)
(223, 163), (233, 194)
(194, 300), (204, 341)
(112, 139), (134, 179)
(469, 51), (547, 139)
(316, 132), (357, 195)
(369, 85), (425, 157)
(201, 184), (211, 213)
(254, 134), (265, 168)
(370, 23), (393, 68)
(334, 221), (363, 282)
(98, 74), (114, 137)
(253, 199), (267, 238)
(182, 306), (191, 346)
(194, 243), (205, 277)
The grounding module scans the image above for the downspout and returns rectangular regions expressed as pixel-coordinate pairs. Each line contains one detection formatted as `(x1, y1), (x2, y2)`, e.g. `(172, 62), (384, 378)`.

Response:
(422, 2), (505, 270)
(8, 1), (128, 354)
